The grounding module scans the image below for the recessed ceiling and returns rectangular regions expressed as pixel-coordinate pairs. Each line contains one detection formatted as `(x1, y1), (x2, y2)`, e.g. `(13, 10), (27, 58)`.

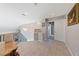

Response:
(0, 3), (74, 33)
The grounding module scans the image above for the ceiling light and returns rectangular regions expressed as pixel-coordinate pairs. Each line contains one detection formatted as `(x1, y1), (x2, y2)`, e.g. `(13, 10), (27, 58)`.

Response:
(21, 12), (28, 16)
(21, 14), (26, 16)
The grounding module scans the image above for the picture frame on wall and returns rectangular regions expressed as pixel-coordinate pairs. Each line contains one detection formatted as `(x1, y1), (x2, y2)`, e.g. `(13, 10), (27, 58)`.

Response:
(67, 3), (79, 26)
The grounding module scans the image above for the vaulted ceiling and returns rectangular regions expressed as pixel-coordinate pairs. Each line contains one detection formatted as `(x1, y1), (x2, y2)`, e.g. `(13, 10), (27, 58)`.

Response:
(0, 3), (74, 34)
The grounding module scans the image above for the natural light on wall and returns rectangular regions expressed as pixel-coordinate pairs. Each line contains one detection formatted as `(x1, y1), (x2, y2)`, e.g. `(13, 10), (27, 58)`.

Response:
(22, 28), (28, 31)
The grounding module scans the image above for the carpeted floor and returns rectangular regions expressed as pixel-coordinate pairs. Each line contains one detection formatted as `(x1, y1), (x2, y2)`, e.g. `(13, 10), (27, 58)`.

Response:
(17, 40), (71, 56)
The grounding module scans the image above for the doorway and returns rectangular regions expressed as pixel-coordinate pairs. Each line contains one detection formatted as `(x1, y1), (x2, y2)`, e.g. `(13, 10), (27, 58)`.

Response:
(48, 22), (54, 40)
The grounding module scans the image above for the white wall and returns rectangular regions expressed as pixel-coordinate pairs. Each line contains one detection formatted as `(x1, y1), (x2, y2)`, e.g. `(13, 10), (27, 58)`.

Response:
(19, 22), (42, 41)
(66, 24), (79, 55)
(21, 28), (34, 41)
(54, 19), (66, 42)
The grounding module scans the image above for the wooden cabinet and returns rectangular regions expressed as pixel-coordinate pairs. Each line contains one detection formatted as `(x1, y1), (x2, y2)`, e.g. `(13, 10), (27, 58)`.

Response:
(68, 3), (79, 26)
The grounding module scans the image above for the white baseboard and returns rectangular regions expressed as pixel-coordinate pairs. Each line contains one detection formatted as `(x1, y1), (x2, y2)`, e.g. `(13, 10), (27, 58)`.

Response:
(65, 43), (74, 56)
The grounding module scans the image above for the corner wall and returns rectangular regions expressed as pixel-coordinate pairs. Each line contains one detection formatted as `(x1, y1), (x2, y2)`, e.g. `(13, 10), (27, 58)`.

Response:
(49, 14), (79, 55)
(66, 24), (79, 55)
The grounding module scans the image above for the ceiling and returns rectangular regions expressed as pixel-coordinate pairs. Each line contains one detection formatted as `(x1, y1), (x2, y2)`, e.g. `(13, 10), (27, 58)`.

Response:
(0, 3), (74, 33)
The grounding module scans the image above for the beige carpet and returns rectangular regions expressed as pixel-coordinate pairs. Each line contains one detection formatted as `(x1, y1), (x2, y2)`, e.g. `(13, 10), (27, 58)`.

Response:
(17, 40), (71, 56)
